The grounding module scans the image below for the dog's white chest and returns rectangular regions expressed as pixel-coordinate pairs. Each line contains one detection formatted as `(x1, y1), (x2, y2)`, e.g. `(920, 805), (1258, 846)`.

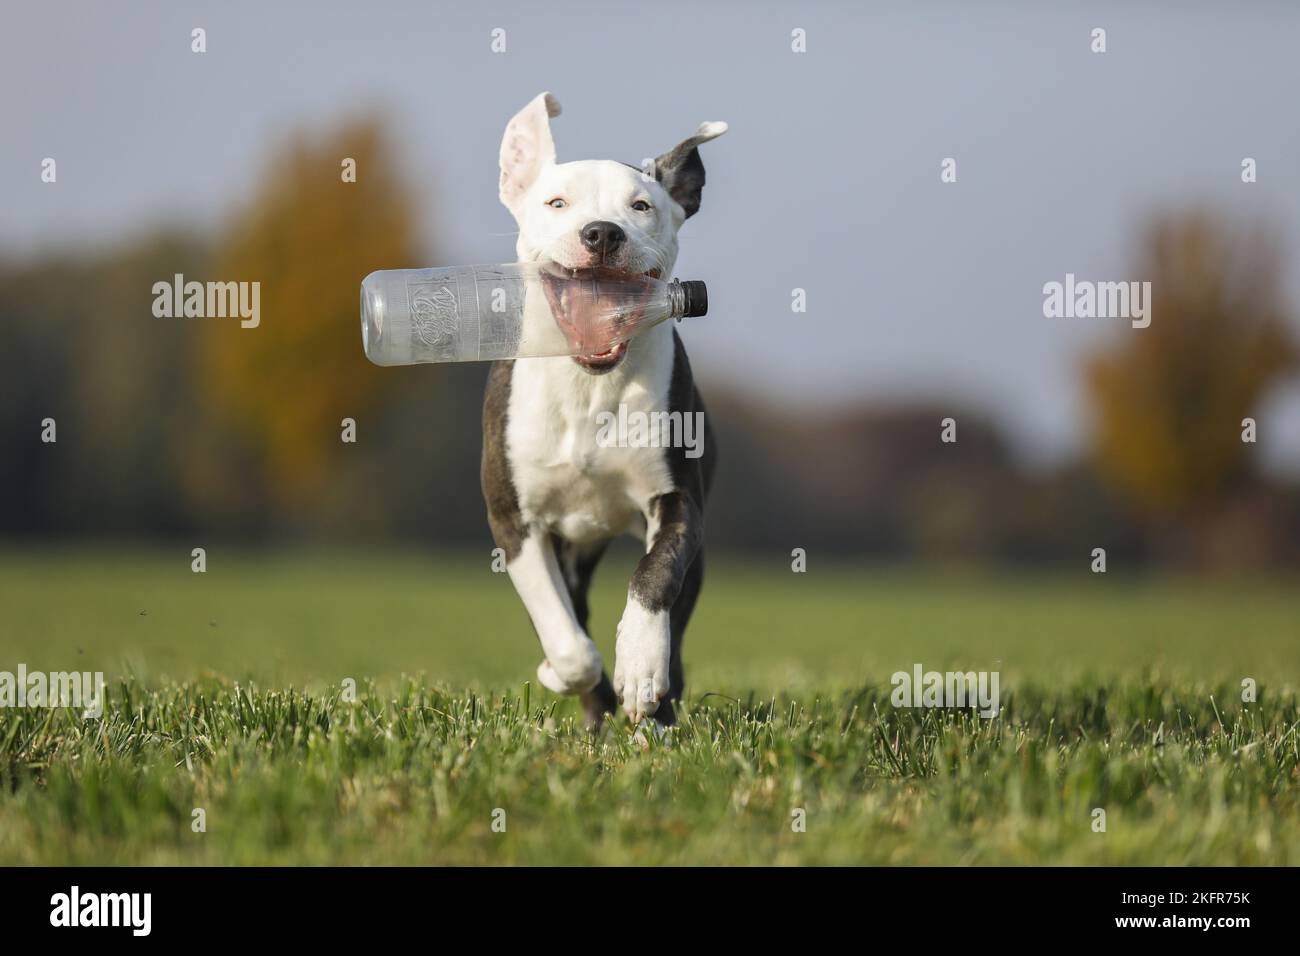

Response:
(505, 336), (676, 544)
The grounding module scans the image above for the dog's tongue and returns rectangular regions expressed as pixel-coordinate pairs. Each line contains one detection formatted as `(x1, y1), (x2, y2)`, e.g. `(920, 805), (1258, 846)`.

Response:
(540, 269), (650, 357)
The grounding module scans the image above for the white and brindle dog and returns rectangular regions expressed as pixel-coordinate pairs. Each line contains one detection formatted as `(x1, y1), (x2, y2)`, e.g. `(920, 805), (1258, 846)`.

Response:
(481, 92), (727, 729)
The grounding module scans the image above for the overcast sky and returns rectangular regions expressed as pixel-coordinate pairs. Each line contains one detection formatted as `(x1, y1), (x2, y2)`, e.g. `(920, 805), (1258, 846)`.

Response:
(5, 0), (1300, 471)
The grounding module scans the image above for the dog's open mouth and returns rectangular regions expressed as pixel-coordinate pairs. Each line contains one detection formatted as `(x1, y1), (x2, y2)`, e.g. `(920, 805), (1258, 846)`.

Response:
(540, 265), (661, 373)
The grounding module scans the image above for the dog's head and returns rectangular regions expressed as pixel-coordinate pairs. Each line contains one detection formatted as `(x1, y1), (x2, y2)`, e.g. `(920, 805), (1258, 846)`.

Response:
(499, 92), (726, 372)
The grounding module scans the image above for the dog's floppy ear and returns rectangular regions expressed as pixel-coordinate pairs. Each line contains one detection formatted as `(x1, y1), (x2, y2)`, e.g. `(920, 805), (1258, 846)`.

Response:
(499, 92), (561, 212)
(652, 121), (728, 219)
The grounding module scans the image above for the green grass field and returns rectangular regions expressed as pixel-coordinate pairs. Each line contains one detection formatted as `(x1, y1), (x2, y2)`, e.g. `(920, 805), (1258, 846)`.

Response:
(1, 548), (1297, 865)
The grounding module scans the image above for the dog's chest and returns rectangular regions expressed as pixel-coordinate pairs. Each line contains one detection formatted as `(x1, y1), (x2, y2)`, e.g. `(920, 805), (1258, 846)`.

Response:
(505, 345), (676, 544)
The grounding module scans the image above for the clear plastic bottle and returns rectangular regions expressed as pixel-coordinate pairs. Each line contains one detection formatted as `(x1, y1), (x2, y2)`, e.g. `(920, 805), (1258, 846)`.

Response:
(360, 262), (707, 366)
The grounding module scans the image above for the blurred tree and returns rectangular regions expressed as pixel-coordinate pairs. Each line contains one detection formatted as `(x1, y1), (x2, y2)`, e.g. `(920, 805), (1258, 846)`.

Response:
(198, 118), (423, 520)
(0, 235), (211, 538)
(1084, 213), (1298, 560)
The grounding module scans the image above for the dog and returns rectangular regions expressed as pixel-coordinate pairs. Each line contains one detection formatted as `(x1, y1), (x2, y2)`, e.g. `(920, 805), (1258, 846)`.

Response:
(481, 92), (726, 729)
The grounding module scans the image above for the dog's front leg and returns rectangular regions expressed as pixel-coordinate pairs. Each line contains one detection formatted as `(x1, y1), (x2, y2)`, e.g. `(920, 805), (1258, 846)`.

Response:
(506, 531), (605, 696)
(615, 492), (702, 723)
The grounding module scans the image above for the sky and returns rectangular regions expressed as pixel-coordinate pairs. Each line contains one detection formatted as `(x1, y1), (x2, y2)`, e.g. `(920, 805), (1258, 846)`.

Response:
(4, 0), (1300, 472)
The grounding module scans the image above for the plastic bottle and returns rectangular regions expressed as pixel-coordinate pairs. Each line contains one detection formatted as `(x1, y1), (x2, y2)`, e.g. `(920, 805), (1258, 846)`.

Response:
(360, 262), (707, 366)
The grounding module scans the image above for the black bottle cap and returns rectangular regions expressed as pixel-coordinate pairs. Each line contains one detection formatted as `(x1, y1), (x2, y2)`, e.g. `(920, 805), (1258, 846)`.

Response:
(680, 280), (708, 318)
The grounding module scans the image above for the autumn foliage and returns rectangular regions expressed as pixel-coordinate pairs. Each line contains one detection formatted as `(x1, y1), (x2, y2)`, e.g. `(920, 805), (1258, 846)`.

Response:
(1085, 213), (1298, 540)
(200, 119), (422, 507)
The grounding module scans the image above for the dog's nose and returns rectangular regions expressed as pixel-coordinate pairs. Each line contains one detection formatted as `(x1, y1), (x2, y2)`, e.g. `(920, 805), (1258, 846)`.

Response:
(580, 221), (626, 258)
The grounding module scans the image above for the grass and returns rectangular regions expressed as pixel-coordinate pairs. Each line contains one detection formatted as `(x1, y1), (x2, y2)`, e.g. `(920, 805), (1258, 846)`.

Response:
(0, 547), (1298, 865)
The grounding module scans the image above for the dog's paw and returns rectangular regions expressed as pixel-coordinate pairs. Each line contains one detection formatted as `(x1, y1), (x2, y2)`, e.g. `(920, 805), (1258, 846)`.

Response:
(536, 642), (603, 696)
(613, 601), (671, 723)
(631, 718), (675, 750)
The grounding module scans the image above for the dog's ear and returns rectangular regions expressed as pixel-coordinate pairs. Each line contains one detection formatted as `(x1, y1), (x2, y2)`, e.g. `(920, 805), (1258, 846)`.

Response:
(499, 92), (561, 212)
(652, 121), (728, 219)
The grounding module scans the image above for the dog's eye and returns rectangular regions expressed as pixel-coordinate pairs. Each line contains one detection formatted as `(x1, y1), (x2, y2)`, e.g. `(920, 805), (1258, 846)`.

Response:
(546, 198), (567, 209)
(631, 200), (652, 212)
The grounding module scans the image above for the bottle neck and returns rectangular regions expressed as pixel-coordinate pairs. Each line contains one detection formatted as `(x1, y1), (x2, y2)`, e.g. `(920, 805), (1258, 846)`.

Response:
(667, 280), (687, 320)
